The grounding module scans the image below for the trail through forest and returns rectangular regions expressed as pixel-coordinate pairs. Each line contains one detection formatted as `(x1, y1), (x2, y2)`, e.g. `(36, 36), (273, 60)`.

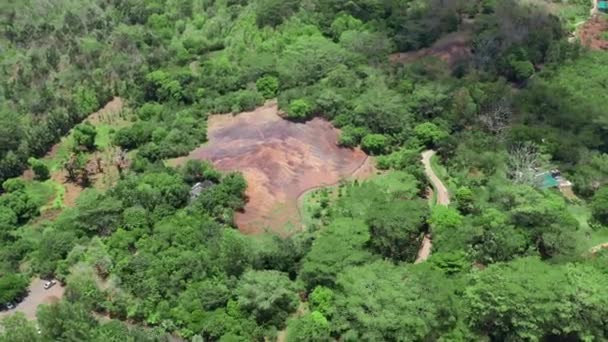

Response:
(416, 150), (450, 263)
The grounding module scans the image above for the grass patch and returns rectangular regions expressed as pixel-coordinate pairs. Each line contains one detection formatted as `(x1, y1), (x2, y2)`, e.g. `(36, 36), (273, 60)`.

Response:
(569, 202), (608, 251)
(24, 180), (57, 207)
(95, 124), (116, 150)
(43, 135), (74, 172)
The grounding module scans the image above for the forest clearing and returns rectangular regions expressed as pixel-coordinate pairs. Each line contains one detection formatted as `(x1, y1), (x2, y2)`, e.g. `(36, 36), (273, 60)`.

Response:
(2, 0), (608, 341)
(170, 102), (369, 234)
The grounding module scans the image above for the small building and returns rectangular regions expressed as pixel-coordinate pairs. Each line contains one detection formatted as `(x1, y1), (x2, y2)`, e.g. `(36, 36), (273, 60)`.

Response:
(599, 1), (608, 13)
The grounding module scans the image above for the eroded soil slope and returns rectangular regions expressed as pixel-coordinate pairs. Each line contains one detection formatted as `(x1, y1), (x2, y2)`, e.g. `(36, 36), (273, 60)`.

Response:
(183, 103), (368, 234)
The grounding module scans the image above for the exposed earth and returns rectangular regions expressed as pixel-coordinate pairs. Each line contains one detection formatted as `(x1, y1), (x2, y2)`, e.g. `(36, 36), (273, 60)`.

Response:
(579, 15), (608, 50)
(390, 30), (472, 67)
(0, 278), (65, 321)
(416, 150), (450, 263)
(173, 102), (369, 234)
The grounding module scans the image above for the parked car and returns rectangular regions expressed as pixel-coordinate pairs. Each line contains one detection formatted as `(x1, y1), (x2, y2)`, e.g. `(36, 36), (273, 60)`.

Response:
(5, 302), (14, 310)
(43, 280), (57, 290)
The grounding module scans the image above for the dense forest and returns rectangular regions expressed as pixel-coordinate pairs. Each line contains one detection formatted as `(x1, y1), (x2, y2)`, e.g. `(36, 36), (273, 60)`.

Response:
(1, 0), (608, 341)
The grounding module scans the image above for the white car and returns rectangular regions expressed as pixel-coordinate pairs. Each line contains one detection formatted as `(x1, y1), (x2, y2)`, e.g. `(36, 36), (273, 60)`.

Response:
(5, 303), (14, 310)
(43, 280), (57, 290)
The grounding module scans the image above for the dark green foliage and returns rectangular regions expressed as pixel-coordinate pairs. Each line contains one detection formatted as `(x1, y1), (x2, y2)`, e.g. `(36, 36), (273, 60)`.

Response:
(366, 199), (429, 261)
(0, 273), (28, 304)
(1, 0), (607, 340)
(591, 187), (608, 226)
(72, 122), (97, 151)
(300, 218), (375, 290)
(256, 75), (280, 99)
(28, 158), (50, 181)
(236, 270), (298, 326)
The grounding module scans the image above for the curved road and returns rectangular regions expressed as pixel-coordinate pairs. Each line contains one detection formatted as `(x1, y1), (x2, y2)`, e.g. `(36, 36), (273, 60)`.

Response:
(415, 150), (450, 263)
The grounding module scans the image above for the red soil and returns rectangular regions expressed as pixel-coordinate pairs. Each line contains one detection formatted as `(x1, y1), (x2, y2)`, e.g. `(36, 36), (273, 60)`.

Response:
(182, 102), (368, 235)
(579, 15), (608, 50)
(390, 31), (472, 67)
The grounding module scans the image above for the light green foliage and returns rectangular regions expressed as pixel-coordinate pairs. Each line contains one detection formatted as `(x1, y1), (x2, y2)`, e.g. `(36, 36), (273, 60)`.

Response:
(309, 286), (335, 318)
(414, 122), (449, 148)
(337, 125), (368, 148)
(510, 60), (535, 81)
(465, 257), (608, 340)
(286, 311), (331, 342)
(73, 86), (100, 117)
(361, 134), (388, 155)
(1, 0), (607, 340)
(145, 70), (184, 102)
(429, 206), (463, 229)
(454, 186), (475, 214)
(286, 99), (313, 120)
(0, 313), (40, 342)
(0, 273), (28, 304)
(236, 270), (298, 326)
(333, 261), (453, 341)
(256, 75), (279, 99)
(278, 35), (351, 88)
(330, 14), (363, 38)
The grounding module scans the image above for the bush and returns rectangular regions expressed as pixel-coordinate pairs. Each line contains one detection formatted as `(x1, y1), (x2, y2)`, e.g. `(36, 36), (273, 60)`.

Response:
(72, 122), (97, 151)
(338, 126), (369, 148)
(510, 60), (534, 81)
(0, 274), (29, 304)
(256, 75), (279, 99)
(361, 134), (388, 155)
(286, 99), (313, 121)
(29, 158), (50, 181)
(234, 90), (265, 112)
(414, 122), (449, 148)
(2, 178), (26, 193)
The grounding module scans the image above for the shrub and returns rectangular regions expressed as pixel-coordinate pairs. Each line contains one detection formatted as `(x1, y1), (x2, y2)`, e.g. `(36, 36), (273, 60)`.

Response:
(510, 60), (534, 81)
(361, 134), (388, 155)
(414, 122), (449, 148)
(29, 158), (50, 181)
(286, 99), (313, 121)
(72, 122), (97, 151)
(256, 75), (279, 99)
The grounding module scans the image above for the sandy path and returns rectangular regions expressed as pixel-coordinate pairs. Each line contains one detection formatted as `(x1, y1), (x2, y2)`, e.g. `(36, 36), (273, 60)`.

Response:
(0, 278), (65, 321)
(415, 150), (450, 263)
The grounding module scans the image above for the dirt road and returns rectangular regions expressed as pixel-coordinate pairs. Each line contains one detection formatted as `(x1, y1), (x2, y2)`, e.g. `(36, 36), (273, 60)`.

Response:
(0, 278), (65, 321)
(416, 150), (450, 263)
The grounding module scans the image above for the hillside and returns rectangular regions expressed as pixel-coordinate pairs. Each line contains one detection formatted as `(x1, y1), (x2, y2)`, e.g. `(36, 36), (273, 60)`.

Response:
(1, 0), (608, 341)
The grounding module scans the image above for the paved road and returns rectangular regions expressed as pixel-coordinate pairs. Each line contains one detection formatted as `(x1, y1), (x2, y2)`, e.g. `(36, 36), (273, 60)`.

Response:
(0, 278), (65, 321)
(416, 150), (450, 263)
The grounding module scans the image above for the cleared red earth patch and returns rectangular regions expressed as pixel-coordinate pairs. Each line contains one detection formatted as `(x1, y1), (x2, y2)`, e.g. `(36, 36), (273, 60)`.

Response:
(178, 102), (368, 235)
(390, 30), (472, 67)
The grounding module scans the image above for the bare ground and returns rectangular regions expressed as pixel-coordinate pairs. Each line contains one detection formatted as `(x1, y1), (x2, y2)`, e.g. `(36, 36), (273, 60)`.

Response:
(21, 98), (125, 211)
(579, 15), (608, 50)
(416, 150), (450, 263)
(0, 278), (65, 321)
(390, 31), (472, 67)
(176, 102), (368, 235)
